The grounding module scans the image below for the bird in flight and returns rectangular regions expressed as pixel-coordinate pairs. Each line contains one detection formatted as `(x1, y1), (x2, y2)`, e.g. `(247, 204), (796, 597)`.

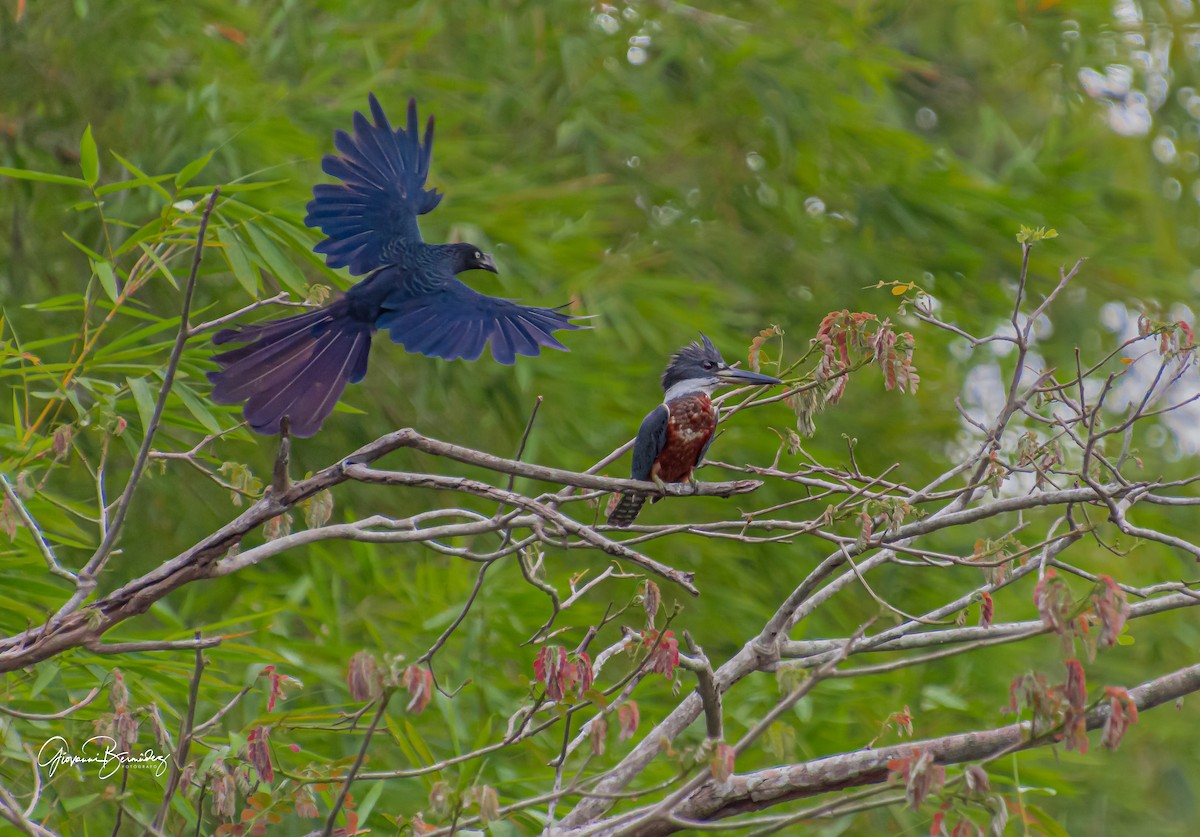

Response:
(208, 94), (582, 436)
(607, 334), (781, 527)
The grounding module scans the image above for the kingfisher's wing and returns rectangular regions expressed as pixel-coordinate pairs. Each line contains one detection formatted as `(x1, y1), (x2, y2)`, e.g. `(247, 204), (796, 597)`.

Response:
(304, 95), (443, 275)
(375, 278), (582, 364)
(630, 405), (670, 481)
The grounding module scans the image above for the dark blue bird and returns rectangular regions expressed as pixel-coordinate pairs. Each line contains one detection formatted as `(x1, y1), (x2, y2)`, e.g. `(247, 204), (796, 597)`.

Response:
(607, 335), (781, 527)
(208, 94), (582, 436)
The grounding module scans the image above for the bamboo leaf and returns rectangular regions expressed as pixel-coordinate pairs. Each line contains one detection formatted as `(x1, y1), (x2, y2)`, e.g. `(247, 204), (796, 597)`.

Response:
(80, 125), (100, 186)
(110, 151), (173, 201)
(0, 166), (88, 187)
(126, 376), (157, 432)
(93, 259), (119, 303)
(244, 223), (307, 294)
(175, 150), (214, 189)
(174, 382), (223, 433)
(217, 227), (260, 296)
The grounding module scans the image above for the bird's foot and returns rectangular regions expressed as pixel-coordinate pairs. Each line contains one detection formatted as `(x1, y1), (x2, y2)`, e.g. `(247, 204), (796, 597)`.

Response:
(651, 474), (669, 497)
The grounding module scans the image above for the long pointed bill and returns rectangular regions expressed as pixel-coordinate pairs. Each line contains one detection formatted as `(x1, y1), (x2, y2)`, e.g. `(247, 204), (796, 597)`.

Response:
(717, 367), (782, 386)
(479, 252), (498, 273)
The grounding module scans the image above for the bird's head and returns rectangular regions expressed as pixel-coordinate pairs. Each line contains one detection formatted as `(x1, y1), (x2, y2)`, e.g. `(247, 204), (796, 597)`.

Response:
(660, 333), (782, 398)
(445, 242), (498, 274)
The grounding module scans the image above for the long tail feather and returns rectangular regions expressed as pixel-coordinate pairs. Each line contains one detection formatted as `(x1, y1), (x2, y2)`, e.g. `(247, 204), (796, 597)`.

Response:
(207, 303), (373, 437)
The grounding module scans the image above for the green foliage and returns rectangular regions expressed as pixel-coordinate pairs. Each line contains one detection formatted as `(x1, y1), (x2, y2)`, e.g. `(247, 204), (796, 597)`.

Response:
(2, 1), (1199, 835)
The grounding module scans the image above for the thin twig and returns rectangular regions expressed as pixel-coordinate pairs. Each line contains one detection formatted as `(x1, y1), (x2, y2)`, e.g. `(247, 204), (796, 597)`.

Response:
(81, 188), (222, 583)
(321, 688), (393, 837)
(0, 473), (75, 581)
(153, 631), (206, 831)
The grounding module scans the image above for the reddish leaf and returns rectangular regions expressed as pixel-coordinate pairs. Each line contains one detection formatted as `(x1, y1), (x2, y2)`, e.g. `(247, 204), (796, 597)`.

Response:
(1033, 570), (1074, 637)
(748, 324), (782, 373)
(963, 765), (990, 796)
(211, 763), (236, 820)
(1063, 659), (1087, 711)
(642, 580), (662, 627)
(293, 784), (319, 818)
(473, 784), (500, 823)
(146, 703), (170, 749)
(709, 741), (736, 784)
(617, 701), (640, 742)
(1005, 672), (1063, 733)
(565, 651), (594, 695)
(0, 498), (16, 540)
(53, 424), (73, 457)
(590, 715), (608, 756)
(401, 665), (434, 714)
(264, 661), (279, 705)
(1102, 686), (1139, 750)
(263, 512), (292, 540)
(886, 705), (914, 737)
(889, 749), (945, 809)
(429, 781), (451, 817)
(1178, 319), (1195, 349)
(114, 708), (139, 753)
(210, 23), (248, 45)
(110, 669), (129, 712)
(978, 591), (994, 629)
(346, 650), (382, 701)
(1063, 710), (1088, 753)
(410, 813), (436, 834)
(534, 645), (569, 701)
(1093, 575), (1130, 648)
(930, 803), (948, 836)
(245, 726), (274, 784)
(949, 817), (981, 837)
(645, 630), (680, 679)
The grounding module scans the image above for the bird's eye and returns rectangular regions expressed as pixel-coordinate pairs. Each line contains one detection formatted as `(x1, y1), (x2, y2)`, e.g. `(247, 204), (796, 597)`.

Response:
(702, 360), (716, 371)
(474, 251), (482, 260)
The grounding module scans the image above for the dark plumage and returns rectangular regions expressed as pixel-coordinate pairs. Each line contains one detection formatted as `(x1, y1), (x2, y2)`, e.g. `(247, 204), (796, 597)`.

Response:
(208, 94), (582, 436)
(608, 335), (782, 527)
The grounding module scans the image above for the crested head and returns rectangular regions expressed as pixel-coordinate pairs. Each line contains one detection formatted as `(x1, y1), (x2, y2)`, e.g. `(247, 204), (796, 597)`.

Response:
(661, 334), (725, 394)
(440, 242), (497, 274)
(659, 333), (784, 400)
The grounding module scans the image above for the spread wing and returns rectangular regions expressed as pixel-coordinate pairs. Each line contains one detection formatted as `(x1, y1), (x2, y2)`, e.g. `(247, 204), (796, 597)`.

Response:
(304, 94), (443, 275)
(375, 279), (581, 364)
(630, 405), (670, 481)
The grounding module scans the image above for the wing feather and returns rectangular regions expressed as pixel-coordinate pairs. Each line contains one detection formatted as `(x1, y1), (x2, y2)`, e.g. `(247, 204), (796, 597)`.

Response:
(304, 94), (443, 275)
(375, 279), (582, 364)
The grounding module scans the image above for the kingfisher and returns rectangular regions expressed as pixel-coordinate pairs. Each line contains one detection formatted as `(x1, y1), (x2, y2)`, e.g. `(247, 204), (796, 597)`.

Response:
(607, 335), (782, 527)
(207, 94), (582, 437)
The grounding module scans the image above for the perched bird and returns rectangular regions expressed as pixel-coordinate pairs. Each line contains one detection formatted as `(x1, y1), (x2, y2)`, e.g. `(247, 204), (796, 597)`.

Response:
(208, 94), (582, 436)
(607, 335), (781, 527)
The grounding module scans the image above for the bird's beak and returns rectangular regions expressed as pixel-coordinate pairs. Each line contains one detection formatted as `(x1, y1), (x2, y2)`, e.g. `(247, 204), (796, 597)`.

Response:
(479, 252), (498, 273)
(716, 366), (782, 387)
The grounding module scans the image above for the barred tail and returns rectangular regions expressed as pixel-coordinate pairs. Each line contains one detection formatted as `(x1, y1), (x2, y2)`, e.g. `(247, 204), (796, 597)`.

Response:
(607, 492), (647, 528)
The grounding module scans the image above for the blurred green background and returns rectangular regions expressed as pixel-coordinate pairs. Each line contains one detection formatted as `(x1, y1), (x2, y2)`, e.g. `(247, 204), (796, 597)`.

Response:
(2, 1), (1199, 834)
